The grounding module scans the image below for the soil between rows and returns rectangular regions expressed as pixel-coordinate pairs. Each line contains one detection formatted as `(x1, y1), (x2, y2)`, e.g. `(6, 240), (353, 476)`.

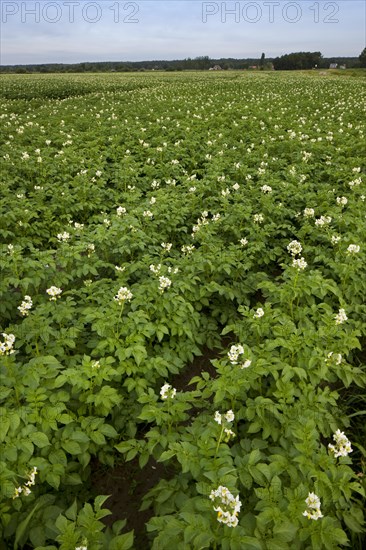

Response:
(91, 342), (226, 547)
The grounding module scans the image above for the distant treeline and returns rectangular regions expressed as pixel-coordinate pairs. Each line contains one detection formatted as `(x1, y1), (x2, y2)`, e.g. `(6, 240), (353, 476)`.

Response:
(0, 54), (360, 73)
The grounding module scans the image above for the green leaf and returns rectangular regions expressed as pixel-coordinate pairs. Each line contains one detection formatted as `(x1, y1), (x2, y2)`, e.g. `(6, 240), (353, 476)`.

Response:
(61, 440), (82, 455)
(239, 471), (253, 490)
(46, 472), (61, 489)
(64, 473), (82, 485)
(30, 431), (50, 448)
(94, 494), (111, 510)
(240, 537), (263, 550)
(55, 514), (68, 532)
(57, 413), (74, 424)
(29, 525), (46, 547)
(126, 448), (138, 461)
(9, 412), (21, 432)
(266, 539), (289, 550)
(248, 448), (262, 465)
(90, 431), (106, 445)
(193, 531), (213, 548)
(343, 511), (364, 534)
(65, 499), (78, 521)
(273, 521), (298, 542)
(139, 452), (149, 468)
(0, 417), (10, 441)
(70, 430), (89, 443)
(115, 440), (135, 454)
(99, 424), (118, 438)
(109, 530), (134, 550)
(14, 501), (42, 549)
(0, 388), (12, 402)
(158, 450), (176, 462)
(49, 449), (67, 466)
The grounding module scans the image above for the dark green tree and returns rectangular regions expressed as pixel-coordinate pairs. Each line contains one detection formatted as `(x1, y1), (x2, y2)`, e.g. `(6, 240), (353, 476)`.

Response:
(273, 51), (322, 70)
(359, 47), (366, 68)
(194, 56), (211, 70)
(259, 53), (265, 70)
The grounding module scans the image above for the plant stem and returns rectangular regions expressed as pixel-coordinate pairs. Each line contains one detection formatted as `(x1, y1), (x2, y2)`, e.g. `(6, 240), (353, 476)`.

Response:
(115, 303), (124, 339)
(214, 425), (225, 459)
(289, 271), (299, 320)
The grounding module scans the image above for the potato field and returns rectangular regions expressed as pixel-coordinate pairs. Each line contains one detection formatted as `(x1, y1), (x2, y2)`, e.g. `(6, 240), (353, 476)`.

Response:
(0, 71), (365, 549)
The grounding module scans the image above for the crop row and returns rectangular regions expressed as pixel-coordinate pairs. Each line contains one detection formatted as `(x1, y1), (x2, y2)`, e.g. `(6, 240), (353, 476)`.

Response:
(0, 72), (365, 549)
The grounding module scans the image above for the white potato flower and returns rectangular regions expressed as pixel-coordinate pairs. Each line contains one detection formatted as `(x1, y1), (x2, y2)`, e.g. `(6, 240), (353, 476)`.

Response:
(328, 430), (353, 458)
(254, 308), (264, 319)
(46, 287), (62, 301)
(292, 257), (307, 270)
(335, 308), (347, 325)
(114, 287), (133, 304)
(159, 276), (171, 292)
(287, 240), (302, 256)
(0, 333), (16, 356)
(160, 383), (176, 399)
(303, 492), (323, 521)
(209, 486), (241, 528)
(347, 244), (360, 254)
(18, 295), (33, 316)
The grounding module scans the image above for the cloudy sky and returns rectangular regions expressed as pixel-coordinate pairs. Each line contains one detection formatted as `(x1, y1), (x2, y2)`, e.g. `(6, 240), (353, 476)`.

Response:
(1, 1), (365, 64)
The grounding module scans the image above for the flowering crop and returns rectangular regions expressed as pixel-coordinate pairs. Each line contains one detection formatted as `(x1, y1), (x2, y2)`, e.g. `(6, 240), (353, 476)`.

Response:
(253, 307), (264, 318)
(303, 492), (323, 521)
(158, 276), (172, 292)
(57, 231), (71, 242)
(328, 430), (353, 458)
(227, 344), (244, 364)
(315, 215), (332, 226)
(46, 286), (62, 301)
(0, 71), (365, 550)
(214, 410), (235, 425)
(116, 206), (127, 216)
(17, 295), (32, 316)
(0, 332), (15, 355)
(12, 467), (38, 499)
(287, 240), (302, 256)
(292, 257), (308, 270)
(160, 383), (177, 400)
(114, 286), (133, 304)
(347, 244), (360, 254)
(335, 308), (348, 325)
(303, 207), (315, 217)
(209, 486), (241, 527)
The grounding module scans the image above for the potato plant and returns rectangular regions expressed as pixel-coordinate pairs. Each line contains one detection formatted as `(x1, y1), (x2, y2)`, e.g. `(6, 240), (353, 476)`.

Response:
(0, 71), (365, 549)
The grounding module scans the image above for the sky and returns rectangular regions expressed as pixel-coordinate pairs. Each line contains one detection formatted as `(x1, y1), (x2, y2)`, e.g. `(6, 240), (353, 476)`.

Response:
(0, 1), (365, 64)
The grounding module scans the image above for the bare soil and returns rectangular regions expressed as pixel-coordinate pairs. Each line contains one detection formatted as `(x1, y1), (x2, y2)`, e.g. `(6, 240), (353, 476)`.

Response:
(91, 342), (227, 547)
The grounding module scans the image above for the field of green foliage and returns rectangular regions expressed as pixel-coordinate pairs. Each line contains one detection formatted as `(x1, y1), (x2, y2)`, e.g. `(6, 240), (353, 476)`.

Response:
(0, 71), (365, 550)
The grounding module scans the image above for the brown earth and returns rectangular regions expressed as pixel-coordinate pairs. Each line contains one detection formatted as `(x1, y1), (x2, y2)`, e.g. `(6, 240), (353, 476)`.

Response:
(92, 341), (228, 547)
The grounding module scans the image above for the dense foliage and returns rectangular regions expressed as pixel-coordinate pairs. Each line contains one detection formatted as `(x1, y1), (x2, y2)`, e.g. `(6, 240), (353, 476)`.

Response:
(0, 55), (361, 74)
(0, 71), (365, 549)
(272, 52), (322, 70)
(359, 48), (366, 68)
